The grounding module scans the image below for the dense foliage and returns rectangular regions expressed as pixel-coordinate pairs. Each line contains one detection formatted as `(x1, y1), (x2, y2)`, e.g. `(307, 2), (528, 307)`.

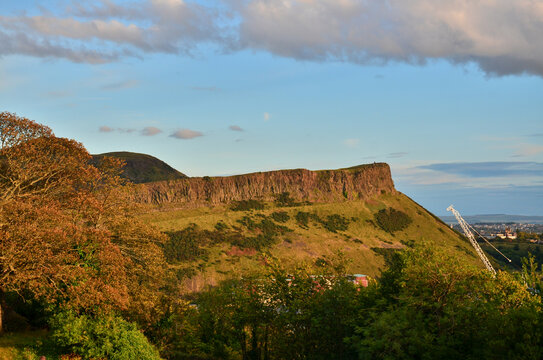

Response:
(230, 200), (266, 211)
(374, 207), (413, 233)
(50, 312), (161, 360)
(160, 246), (543, 360)
(295, 211), (351, 232)
(270, 211), (290, 223)
(320, 214), (350, 233)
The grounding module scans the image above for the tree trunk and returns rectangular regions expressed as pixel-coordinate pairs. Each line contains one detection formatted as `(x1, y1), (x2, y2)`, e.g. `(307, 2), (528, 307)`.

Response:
(0, 301), (3, 334)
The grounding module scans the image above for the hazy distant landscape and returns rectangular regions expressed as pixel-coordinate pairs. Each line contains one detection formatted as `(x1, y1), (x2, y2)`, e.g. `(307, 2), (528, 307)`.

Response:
(441, 214), (543, 225)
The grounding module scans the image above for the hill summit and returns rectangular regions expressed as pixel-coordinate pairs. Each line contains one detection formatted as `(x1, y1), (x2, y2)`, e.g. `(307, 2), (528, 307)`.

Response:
(92, 151), (187, 184)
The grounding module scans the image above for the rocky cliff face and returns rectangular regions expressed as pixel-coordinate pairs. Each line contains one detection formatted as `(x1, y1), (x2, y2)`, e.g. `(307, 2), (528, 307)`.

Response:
(135, 163), (395, 206)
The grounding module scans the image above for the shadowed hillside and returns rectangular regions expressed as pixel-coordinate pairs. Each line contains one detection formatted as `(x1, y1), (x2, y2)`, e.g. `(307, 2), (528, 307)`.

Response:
(92, 151), (187, 184)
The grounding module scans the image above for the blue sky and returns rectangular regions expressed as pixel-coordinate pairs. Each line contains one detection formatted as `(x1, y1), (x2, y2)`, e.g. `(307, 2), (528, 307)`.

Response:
(1, 0), (542, 215)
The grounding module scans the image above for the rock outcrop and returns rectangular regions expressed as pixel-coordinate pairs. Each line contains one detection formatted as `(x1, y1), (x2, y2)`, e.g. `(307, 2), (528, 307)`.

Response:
(135, 163), (395, 206)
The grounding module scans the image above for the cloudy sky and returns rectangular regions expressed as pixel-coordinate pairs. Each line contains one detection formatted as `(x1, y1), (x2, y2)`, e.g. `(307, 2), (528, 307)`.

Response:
(1, 0), (542, 215)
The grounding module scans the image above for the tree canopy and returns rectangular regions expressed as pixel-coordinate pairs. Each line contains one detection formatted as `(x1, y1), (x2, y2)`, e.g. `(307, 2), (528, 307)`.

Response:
(0, 112), (169, 333)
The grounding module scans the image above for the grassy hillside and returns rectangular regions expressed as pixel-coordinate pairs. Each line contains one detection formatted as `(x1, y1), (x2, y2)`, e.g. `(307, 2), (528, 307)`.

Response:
(92, 151), (187, 183)
(139, 192), (479, 292)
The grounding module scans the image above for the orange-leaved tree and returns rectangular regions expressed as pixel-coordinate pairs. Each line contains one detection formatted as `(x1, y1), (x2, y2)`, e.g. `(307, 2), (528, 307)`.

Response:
(0, 112), (168, 332)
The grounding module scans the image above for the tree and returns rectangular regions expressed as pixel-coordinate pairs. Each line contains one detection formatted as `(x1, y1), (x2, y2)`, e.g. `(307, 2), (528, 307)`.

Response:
(354, 245), (542, 360)
(0, 112), (168, 333)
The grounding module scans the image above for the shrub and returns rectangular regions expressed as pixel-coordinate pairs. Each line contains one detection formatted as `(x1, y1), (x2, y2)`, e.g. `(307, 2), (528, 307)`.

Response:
(231, 234), (278, 250)
(374, 207), (413, 233)
(215, 221), (228, 231)
(274, 192), (300, 207)
(230, 199), (265, 211)
(232, 218), (291, 250)
(295, 211), (320, 228)
(50, 312), (161, 360)
(320, 214), (350, 233)
(164, 225), (208, 262)
(237, 216), (257, 230)
(271, 211), (290, 223)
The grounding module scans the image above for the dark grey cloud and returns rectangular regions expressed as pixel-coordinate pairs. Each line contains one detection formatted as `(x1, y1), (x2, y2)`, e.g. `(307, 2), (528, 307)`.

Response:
(141, 126), (162, 136)
(1, 0), (543, 77)
(229, 125), (243, 132)
(170, 128), (203, 139)
(419, 162), (543, 178)
(529, 133), (543, 137)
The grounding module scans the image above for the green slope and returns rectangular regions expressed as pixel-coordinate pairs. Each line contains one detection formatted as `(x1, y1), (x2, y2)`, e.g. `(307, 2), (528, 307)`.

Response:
(139, 192), (479, 292)
(92, 151), (187, 183)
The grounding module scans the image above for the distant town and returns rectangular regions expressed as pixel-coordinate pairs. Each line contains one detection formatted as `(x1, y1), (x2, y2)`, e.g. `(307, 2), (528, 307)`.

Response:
(448, 222), (543, 243)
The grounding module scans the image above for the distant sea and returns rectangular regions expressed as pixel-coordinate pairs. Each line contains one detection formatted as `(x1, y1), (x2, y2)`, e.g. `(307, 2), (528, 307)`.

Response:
(439, 214), (543, 225)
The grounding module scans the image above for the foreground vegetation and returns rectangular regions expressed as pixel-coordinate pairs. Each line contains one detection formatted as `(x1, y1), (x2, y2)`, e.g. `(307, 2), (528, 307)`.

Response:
(163, 246), (543, 360)
(1, 112), (542, 359)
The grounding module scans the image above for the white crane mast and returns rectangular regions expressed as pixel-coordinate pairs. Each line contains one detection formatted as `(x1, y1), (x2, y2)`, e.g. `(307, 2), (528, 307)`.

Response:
(447, 205), (496, 275)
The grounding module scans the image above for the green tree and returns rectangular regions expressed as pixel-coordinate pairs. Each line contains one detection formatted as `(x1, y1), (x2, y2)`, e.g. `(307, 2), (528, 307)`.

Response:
(354, 245), (542, 360)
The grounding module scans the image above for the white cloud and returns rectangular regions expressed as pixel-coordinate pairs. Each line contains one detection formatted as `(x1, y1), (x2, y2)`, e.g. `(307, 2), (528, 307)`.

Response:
(99, 125), (114, 132)
(1, 0), (542, 76)
(393, 161), (543, 188)
(264, 112), (271, 121)
(101, 79), (139, 90)
(141, 126), (162, 136)
(388, 152), (408, 158)
(170, 128), (204, 139)
(117, 127), (136, 133)
(0, 0), (226, 63)
(513, 144), (543, 157)
(343, 138), (359, 148)
(237, 0), (543, 76)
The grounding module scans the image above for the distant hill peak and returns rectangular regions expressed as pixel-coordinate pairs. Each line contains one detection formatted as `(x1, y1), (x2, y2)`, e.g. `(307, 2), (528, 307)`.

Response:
(91, 151), (187, 184)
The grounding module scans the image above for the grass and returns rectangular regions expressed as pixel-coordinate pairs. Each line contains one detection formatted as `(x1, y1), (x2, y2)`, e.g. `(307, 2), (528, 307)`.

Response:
(0, 330), (59, 360)
(138, 193), (478, 291)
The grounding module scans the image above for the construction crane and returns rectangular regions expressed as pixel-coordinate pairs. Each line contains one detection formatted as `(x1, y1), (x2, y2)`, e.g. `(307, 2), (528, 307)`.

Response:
(447, 205), (512, 276)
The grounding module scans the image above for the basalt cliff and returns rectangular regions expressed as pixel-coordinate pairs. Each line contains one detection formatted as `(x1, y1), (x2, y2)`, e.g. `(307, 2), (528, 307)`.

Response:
(135, 163), (395, 206)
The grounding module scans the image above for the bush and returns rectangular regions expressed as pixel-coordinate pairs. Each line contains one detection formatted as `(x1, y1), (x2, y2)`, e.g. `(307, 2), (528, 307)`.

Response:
(50, 312), (161, 360)
(214, 221), (228, 231)
(320, 214), (350, 233)
(374, 207), (412, 233)
(271, 211), (290, 223)
(275, 192), (300, 207)
(295, 211), (321, 228)
(232, 218), (291, 250)
(164, 225), (208, 262)
(230, 199), (265, 211)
